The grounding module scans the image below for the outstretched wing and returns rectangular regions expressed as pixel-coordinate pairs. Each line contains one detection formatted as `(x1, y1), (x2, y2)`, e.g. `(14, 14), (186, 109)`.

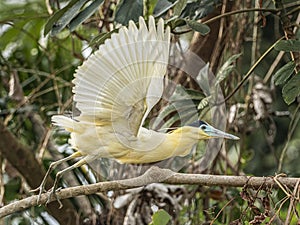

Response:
(73, 16), (170, 137)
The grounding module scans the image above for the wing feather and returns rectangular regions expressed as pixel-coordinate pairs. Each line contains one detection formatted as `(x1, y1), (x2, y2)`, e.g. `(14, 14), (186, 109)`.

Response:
(72, 16), (170, 137)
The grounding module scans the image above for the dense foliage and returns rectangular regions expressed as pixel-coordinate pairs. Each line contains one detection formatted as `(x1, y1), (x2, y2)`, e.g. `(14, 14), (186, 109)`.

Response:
(0, 0), (299, 224)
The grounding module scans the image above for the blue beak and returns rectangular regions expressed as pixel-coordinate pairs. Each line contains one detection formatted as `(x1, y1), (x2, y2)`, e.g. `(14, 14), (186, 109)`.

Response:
(203, 124), (240, 140)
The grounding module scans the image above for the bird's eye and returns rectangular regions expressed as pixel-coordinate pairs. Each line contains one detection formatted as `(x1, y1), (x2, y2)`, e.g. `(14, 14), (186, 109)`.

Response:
(200, 125), (207, 130)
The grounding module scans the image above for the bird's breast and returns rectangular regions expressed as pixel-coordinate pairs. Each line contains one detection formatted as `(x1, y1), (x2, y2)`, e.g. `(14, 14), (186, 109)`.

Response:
(113, 129), (197, 164)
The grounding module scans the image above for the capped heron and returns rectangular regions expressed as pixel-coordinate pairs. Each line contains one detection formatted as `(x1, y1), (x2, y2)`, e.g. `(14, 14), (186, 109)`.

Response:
(34, 16), (239, 204)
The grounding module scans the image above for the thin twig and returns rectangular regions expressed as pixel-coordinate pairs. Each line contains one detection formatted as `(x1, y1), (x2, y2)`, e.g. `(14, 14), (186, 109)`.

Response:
(263, 51), (285, 84)
(172, 7), (280, 35)
(284, 180), (300, 225)
(222, 37), (285, 103)
(210, 197), (236, 225)
(277, 103), (300, 172)
(203, 8), (279, 26)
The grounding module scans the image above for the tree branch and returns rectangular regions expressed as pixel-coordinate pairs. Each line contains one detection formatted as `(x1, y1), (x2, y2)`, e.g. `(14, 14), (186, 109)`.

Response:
(0, 121), (79, 224)
(0, 166), (299, 218)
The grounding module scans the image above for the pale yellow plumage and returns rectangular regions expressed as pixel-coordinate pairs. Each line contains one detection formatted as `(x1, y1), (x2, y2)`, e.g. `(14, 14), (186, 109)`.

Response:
(52, 16), (171, 162)
(34, 16), (239, 204)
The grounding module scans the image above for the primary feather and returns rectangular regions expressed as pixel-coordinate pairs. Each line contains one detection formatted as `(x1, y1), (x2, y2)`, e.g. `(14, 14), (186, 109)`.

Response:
(52, 16), (172, 161)
(71, 16), (170, 137)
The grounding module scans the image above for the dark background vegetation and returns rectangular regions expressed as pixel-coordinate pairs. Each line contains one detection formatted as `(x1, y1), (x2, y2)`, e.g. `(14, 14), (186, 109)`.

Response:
(0, 0), (299, 224)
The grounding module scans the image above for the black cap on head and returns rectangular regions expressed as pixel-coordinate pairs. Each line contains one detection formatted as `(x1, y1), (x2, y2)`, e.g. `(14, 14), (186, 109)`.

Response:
(188, 120), (207, 128)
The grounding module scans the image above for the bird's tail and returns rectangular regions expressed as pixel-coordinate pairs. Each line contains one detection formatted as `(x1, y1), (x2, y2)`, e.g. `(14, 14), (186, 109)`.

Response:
(52, 115), (76, 133)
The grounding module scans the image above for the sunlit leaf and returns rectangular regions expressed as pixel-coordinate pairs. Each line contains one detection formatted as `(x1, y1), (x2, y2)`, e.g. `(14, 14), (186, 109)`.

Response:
(0, 1), (46, 21)
(198, 96), (211, 110)
(149, 209), (171, 225)
(145, 0), (159, 16)
(282, 72), (300, 105)
(274, 61), (296, 85)
(0, 21), (26, 50)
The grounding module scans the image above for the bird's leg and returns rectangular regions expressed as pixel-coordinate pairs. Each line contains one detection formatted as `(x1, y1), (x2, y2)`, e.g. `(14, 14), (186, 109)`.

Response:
(31, 151), (82, 204)
(46, 158), (88, 208)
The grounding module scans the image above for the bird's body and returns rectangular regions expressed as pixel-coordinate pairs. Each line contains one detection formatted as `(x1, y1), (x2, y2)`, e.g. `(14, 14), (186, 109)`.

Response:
(53, 115), (202, 164)
(34, 16), (239, 204)
(117, 127), (204, 163)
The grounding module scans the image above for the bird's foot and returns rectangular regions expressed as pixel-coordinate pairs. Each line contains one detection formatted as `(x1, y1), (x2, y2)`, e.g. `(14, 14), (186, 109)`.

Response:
(46, 187), (63, 209)
(30, 185), (46, 205)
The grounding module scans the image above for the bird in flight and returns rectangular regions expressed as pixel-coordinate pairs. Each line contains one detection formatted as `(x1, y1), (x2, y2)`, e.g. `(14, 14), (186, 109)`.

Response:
(33, 16), (239, 205)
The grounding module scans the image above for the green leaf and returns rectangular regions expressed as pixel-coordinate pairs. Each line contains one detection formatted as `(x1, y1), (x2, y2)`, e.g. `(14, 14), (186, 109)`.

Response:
(176, 106), (199, 124)
(166, 17), (186, 30)
(153, 0), (175, 17)
(186, 20), (210, 35)
(151, 104), (176, 129)
(50, 0), (88, 36)
(115, 0), (143, 25)
(4, 177), (21, 201)
(89, 29), (117, 46)
(69, 0), (104, 31)
(0, 21), (25, 50)
(172, 99), (196, 110)
(184, 89), (205, 101)
(145, 0), (159, 16)
(196, 63), (211, 94)
(174, 0), (187, 17)
(44, 0), (77, 36)
(149, 209), (171, 225)
(152, 85), (204, 130)
(161, 113), (180, 130)
(169, 85), (192, 101)
(198, 96), (211, 110)
(215, 53), (242, 85)
(169, 85), (204, 102)
(274, 40), (300, 52)
(274, 61), (296, 85)
(282, 72), (300, 105)
(152, 101), (197, 130)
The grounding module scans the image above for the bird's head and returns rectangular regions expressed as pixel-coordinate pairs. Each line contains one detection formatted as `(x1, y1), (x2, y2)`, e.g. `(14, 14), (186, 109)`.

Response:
(189, 120), (239, 140)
